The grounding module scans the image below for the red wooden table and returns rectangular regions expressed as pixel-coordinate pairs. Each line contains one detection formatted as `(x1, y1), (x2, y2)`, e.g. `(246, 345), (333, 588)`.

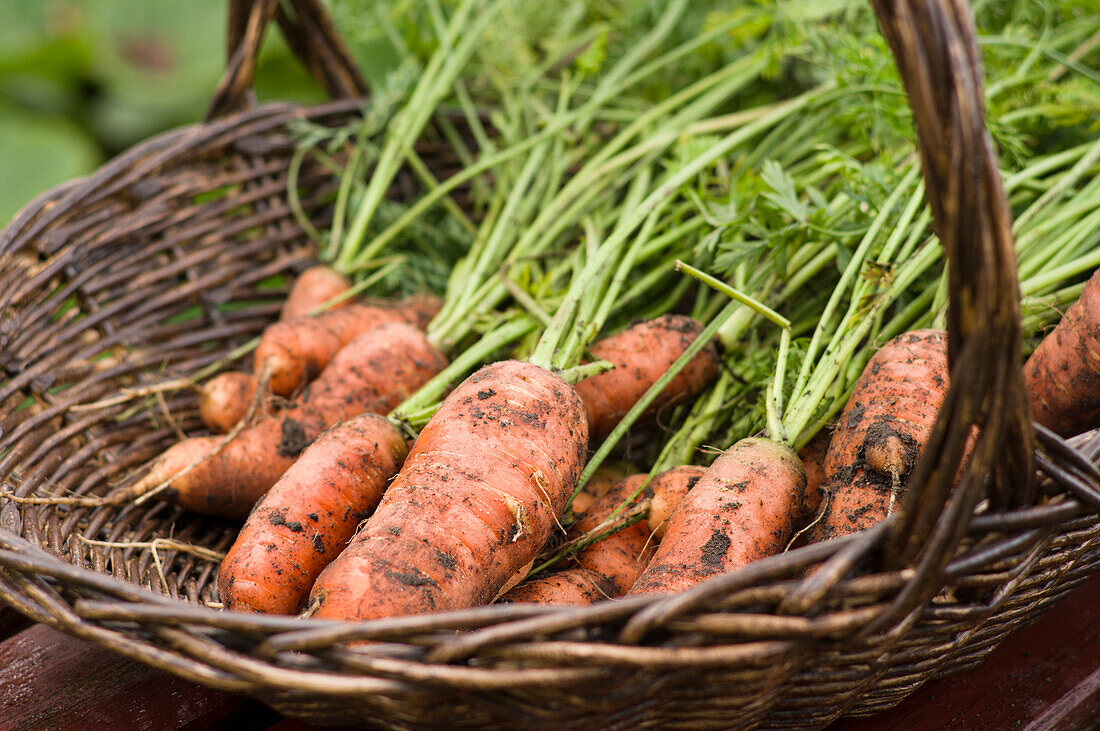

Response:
(2, 572), (1097, 730)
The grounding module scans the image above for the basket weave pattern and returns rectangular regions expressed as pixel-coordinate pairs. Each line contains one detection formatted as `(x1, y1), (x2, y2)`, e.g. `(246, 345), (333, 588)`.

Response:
(1, 0), (1099, 727)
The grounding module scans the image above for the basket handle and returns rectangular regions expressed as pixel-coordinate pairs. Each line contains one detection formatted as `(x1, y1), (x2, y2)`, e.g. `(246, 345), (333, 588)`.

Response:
(863, 0), (1035, 630)
(206, 0), (368, 121)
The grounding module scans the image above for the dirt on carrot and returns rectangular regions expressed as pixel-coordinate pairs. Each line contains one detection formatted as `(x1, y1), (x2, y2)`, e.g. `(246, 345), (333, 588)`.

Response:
(797, 430), (831, 522)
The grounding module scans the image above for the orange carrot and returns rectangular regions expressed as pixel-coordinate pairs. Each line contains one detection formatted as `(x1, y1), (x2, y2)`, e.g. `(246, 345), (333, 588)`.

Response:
(255, 293), (441, 396)
(575, 315), (720, 440)
(571, 461), (636, 514)
(808, 329), (948, 542)
(141, 322), (445, 519)
(199, 372), (260, 434)
(798, 430), (831, 522)
(281, 265), (353, 320)
(218, 413), (407, 614)
(646, 465), (707, 540)
(309, 360), (588, 621)
(1024, 268), (1100, 437)
(629, 438), (804, 596)
(501, 473), (652, 605)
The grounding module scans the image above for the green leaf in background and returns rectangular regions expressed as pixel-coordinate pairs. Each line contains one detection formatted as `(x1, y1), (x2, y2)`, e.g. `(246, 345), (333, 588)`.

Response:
(0, 0), (357, 224)
(0, 103), (100, 225)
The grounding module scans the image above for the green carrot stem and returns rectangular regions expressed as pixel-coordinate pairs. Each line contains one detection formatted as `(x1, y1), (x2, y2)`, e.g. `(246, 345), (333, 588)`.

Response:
(336, 0), (504, 272)
(558, 360), (615, 386)
(675, 261), (791, 330)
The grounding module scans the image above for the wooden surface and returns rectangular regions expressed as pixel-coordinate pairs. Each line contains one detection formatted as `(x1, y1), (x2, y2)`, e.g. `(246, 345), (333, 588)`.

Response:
(0, 572), (1096, 730)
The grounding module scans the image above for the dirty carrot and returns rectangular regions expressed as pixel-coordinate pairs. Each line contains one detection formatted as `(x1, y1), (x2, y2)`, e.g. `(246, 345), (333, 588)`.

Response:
(219, 413), (408, 615)
(1023, 267), (1100, 438)
(255, 293), (440, 396)
(199, 266), (354, 434)
(808, 329), (949, 542)
(308, 359), (588, 620)
(139, 322), (445, 519)
(576, 314), (720, 440)
(629, 437), (804, 595)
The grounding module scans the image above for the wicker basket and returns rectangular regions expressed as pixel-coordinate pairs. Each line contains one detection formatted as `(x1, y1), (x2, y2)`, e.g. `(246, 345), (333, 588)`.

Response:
(2, 0), (1099, 727)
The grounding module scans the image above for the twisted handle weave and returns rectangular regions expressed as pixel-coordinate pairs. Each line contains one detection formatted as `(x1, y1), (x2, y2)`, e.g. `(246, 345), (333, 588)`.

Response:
(864, 0), (1034, 632)
(207, 0), (368, 120)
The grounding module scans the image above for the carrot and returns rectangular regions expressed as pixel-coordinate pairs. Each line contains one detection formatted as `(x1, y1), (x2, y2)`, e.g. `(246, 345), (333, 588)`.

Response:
(140, 322), (446, 519)
(309, 360), (588, 621)
(646, 465), (707, 541)
(218, 413), (407, 614)
(149, 420), (296, 519)
(500, 473), (652, 605)
(807, 329), (948, 542)
(199, 372), (260, 434)
(1023, 268), (1100, 437)
(571, 461), (636, 514)
(575, 315), (720, 440)
(629, 438), (804, 596)
(281, 265), (353, 320)
(797, 430), (831, 522)
(255, 293), (441, 396)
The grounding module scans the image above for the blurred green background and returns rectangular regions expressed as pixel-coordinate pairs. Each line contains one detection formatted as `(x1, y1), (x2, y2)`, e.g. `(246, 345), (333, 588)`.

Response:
(0, 0), (401, 226)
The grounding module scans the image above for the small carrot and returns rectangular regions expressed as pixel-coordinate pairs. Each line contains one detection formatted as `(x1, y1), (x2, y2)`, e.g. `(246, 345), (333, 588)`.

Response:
(570, 461), (636, 515)
(501, 473), (652, 605)
(646, 465), (707, 541)
(281, 265), (353, 320)
(309, 360), (589, 621)
(575, 315), (720, 440)
(218, 413), (407, 614)
(1024, 268), (1100, 438)
(629, 438), (804, 596)
(255, 293), (441, 396)
(808, 329), (949, 542)
(199, 372), (260, 434)
(139, 322), (446, 519)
